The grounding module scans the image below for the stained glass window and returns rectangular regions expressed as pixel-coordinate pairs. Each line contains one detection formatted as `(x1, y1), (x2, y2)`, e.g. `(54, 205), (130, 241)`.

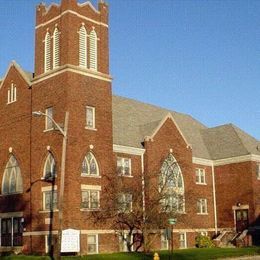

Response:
(160, 154), (184, 212)
(2, 155), (23, 195)
(81, 152), (99, 176)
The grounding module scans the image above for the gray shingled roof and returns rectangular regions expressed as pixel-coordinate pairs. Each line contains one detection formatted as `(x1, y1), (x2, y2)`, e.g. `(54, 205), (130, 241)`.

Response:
(112, 95), (260, 160)
(202, 124), (260, 160)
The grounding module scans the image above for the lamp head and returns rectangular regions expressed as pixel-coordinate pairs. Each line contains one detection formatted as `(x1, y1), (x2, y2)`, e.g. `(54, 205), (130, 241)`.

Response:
(32, 111), (43, 117)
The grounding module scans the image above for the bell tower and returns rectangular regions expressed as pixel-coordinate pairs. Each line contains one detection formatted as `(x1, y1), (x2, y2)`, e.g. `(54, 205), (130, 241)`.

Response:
(34, 0), (110, 77)
(31, 0), (113, 235)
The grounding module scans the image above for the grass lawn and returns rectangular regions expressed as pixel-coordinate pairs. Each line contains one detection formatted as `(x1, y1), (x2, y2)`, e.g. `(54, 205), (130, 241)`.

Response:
(1, 247), (260, 260)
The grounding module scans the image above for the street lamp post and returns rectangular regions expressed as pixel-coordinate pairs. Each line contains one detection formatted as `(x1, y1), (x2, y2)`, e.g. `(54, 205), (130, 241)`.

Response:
(32, 111), (69, 259)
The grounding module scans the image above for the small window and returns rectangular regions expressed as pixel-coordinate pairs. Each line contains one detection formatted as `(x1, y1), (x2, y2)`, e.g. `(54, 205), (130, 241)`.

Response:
(43, 153), (56, 180)
(45, 107), (53, 130)
(161, 231), (169, 250)
(117, 157), (131, 176)
(87, 234), (98, 254)
(81, 190), (100, 210)
(118, 193), (132, 213)
(7, 83), (17, 104)
(257, 164), (260, 180)
(81, 152), (99, 177)
(195, 168), (206, 184)
(43, 190), (58, 211)
(179, 233), (187, 248)
(119, 233), (133, 252)
(197, 198), (208, 214)
(86, 106), (95, 129)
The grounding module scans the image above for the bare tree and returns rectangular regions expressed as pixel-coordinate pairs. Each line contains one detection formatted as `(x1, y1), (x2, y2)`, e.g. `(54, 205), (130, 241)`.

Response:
(92, 154), (186, 252)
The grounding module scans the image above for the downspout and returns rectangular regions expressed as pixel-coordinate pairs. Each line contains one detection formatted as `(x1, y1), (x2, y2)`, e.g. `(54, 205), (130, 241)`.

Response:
(211, 162), (218, 234)
(141, 153), (145, 215)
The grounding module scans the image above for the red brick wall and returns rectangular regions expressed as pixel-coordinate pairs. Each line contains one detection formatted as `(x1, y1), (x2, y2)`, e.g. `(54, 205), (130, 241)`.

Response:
(144, 118), (215, 230)
(214, 161), (255, 228)
(0, 65), (32, 233)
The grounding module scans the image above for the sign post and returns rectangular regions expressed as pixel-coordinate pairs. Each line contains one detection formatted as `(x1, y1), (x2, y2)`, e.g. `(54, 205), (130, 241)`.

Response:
(168, 218), (177, 260)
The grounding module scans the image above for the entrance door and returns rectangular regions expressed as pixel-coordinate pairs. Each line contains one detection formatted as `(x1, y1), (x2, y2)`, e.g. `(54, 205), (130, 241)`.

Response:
(235, 209), (249, 232)
(13, 217), (23, 246)
(1, 218), (12, 246)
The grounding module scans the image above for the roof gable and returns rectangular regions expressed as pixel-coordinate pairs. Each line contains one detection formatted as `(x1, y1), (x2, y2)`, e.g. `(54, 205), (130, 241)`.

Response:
(144, 113), (190, 148)
(0, 61), (32, 90)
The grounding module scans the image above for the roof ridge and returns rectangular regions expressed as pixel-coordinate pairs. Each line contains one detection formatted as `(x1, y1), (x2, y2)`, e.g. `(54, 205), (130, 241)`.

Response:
(112, 94), (207, 128)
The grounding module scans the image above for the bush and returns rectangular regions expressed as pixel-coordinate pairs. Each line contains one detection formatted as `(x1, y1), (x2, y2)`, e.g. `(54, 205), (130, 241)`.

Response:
(195, 234), (215, 248)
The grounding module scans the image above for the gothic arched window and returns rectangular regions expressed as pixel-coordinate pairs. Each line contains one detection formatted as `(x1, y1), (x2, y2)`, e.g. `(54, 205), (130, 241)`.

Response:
(53, 27), (60, 69)
(89, 29), (97, 70)
(81, 152), (99, 176)
(43, 153), (56, 180)
(159, 154), (184, 212)
(44, 31), (51, 72)
(79, 25), (87, 67)
(2, 155), (23, 195)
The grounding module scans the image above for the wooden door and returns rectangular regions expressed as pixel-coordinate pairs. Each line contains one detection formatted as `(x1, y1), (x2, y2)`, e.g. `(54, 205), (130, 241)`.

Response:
(235, 209), (249, 232)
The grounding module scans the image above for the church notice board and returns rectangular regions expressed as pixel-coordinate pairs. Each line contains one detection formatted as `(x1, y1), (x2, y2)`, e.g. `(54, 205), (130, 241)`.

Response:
(61, 229), (80, 253)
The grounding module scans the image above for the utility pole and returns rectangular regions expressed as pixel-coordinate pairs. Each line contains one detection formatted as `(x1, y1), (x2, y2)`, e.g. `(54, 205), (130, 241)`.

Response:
(32, 111), (69, 260)
(57, 111), (69, 260)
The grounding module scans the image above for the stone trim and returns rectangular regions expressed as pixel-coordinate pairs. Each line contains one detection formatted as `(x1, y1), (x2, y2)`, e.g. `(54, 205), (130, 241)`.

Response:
(35, 10), (107, 30)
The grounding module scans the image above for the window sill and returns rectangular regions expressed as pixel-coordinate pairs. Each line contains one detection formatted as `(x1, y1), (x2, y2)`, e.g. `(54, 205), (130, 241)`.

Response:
(0, 246), (22, 252)
(0, 192), (23, 197)
(85, 127), (97, 131)
(195, 183), (207, 185)
(118, 174), (133, 178)
(7, 101), (17, 105)
(80, 208), (100, 212)
(197, 213), (208, 215)
(43, 128), (54, 133)
(81, 174), (101, 178)
(39, 210), (59, 213)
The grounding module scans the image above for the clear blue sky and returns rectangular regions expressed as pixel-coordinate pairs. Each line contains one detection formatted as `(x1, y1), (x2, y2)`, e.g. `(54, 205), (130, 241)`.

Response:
(0, 0), (260, 140)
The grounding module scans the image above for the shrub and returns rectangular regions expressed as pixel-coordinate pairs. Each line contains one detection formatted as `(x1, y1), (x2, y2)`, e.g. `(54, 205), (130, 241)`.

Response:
(195, 234), (215, 248)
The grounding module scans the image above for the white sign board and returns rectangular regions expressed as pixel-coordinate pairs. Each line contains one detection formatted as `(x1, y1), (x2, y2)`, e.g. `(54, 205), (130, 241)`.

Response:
(61, 229), (80, 253)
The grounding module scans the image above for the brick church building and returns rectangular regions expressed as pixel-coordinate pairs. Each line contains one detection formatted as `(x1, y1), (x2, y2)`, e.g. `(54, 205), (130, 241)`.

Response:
(0, 0), (259, 255)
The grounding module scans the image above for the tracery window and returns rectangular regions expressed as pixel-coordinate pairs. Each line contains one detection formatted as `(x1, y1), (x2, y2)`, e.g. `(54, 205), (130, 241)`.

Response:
(2, 155), (23, 195)
(81, 152), (99, 176)
(159, 154), (184, 212)
(43, 153), (56, 180)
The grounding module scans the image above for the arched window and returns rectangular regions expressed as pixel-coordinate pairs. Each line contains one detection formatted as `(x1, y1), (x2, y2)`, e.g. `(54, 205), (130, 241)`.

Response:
(43, 153), (56, 180)
(89, 29), (97, 70)
(159, 154), (184, 212)
(53, 27), (60, 69)
(2, 155), (23, 195)
(81, 152), (99, 176)
(79, 25), (87, 67)
(44, 31), (51, 72)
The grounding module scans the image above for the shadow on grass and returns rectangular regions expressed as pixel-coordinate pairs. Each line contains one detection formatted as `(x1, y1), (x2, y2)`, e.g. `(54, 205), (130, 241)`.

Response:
(1, 247), (260, 260)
